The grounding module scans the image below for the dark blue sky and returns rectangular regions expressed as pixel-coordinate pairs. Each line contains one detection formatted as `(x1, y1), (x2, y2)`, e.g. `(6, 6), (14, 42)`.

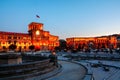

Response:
(0, 0), (120, 39)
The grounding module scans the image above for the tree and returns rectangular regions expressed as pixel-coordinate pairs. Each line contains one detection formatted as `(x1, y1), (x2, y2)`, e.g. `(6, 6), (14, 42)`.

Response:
(18, 46), (22, 52)
(29, 45), (35, 51)
(2, 46), (7, 52)
(77, 44), (81, 51)
(54, 47), (60, 51)
(59, 39), (67, 51)
(3, 46), (6, 50)
(9, 44), (17, 51)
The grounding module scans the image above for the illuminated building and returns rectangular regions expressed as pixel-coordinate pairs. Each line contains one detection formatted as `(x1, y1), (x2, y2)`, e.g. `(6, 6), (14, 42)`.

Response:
(0, 22), (59, 51)
(66, 34), (120, 50)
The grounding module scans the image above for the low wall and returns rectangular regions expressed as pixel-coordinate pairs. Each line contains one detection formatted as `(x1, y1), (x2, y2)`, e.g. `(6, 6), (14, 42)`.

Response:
(22, 54), (49, 62)
(70, 61), (94, 80)
(0, 55), (56, 80)
(65, 54), (120, 61)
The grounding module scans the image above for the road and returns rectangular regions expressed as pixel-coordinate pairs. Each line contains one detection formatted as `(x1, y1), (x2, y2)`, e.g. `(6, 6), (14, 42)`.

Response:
(46, 61), (86, 80)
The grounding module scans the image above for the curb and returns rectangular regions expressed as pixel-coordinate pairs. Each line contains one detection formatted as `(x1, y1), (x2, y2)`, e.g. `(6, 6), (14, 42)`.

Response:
(58, 59), (89, 80)
(39, 64), (62, 80)
(25, 64), (62, 80)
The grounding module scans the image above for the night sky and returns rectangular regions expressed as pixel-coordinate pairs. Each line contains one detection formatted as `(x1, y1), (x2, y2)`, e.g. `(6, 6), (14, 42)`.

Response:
(0, 0), (120, 39)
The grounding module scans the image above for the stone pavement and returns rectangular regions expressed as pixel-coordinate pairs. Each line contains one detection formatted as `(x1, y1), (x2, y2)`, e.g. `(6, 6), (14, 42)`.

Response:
(46, 61), (86, 80)
(25, 60), (86, 80)
(78, 60), (120, 80)
(85, 60), (120, 80)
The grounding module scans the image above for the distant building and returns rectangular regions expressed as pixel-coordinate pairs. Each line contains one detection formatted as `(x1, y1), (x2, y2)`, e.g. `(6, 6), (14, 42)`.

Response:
(0, 22), (59, 51)
(66, 34), (120, 50)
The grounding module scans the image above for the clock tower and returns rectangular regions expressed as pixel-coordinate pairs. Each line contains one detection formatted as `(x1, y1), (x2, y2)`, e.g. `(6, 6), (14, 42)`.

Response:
(28, 22), (44, 49)
(28, 22), (59, 51)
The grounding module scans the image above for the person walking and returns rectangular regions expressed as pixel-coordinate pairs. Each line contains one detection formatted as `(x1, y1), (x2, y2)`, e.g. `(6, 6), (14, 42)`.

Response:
(49, 51), (58, 67)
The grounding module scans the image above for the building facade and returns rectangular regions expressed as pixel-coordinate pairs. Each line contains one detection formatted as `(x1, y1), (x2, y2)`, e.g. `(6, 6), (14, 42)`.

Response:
(0, 22), (59, 52)
(66, 34), (120, 50)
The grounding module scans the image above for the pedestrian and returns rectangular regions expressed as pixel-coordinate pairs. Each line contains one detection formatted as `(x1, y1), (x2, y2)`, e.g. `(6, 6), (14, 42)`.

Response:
(49, 51), (58, 67)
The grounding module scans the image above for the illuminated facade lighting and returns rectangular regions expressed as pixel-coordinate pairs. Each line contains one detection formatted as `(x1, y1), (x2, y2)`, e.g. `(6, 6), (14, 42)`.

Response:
(0, 22), (59, 51)
(66, 34), (120, 50)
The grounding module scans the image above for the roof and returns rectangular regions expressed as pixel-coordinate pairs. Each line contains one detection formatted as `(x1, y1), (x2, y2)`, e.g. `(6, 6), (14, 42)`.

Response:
(28, 22), (43, 26)
(0, 31), (28, 35)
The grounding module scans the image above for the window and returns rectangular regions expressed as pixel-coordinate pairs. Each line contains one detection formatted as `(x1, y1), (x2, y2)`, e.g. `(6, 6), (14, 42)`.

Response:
(18, 37), (20, 39)
(24, 42), (26, 44)
(23, 37), (27, 39)
(8, 41), (11, 44)
(13, 37), (17, 39)
(24, 46), (26, 49)
(14, 41), (17, 44)
(8, 36), (11, 39)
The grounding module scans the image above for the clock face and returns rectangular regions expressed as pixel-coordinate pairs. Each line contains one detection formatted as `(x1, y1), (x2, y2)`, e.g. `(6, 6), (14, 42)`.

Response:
(36, 30), (40, 35)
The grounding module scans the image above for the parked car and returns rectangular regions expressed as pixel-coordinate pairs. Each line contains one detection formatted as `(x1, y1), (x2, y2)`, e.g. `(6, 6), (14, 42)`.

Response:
(91, 63), (99, 67)
(103, 48), (109, 53)
(103, 66), (109, 71)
